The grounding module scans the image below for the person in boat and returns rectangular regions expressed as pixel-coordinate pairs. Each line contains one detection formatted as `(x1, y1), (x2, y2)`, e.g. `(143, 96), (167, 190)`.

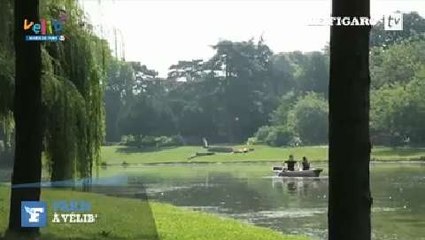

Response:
(302, 156), (310, 170)
(284, 155), (297, 171)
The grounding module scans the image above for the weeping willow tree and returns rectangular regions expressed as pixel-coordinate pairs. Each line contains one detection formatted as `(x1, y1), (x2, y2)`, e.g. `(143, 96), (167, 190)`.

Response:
(40, 0), (111, 183)
(0, 0), (15, 165)
(0, 0), (111, 180)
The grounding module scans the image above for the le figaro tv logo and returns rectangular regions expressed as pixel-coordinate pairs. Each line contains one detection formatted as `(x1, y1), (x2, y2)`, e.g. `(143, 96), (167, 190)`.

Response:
(21, 201), (47, 228)
(384, 12), (403, 31)
(307, 12), (404, 31)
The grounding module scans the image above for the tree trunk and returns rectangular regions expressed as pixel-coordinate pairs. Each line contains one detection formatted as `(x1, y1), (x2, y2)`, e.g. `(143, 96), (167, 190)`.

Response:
(328, 0), (372, 240)
(6, 0), (42, 238)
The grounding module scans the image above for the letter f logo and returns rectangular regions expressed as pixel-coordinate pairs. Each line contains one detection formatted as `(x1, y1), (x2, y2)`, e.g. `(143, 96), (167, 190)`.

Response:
(21, 201), (47, 227)
(25, 207), (44, 222)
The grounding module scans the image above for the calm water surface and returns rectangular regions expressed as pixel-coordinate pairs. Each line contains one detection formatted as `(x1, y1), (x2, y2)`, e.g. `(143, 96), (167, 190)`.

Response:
(98, 162), (425, 240)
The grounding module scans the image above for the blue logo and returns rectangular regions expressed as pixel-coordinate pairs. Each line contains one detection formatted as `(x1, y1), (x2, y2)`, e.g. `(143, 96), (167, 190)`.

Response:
(53, 200), (91, 212)
(21, 201), (47, 227)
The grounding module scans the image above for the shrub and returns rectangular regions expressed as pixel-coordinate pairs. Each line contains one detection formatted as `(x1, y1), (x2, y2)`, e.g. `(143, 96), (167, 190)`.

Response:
(291, 92), (328, 145)
(288, 136), (302, 147)
(246, 137), (258, 145)
(155, 136), (170, 147)
(141, 136), (157, 147)
(121, 134), (185, 148)
(265, 127), (294, 147)
(155, 135), (185, 147)
(120, 135), (137, 146)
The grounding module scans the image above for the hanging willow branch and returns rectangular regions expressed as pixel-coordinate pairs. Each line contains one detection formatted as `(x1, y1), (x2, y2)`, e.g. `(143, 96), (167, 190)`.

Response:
(0, 0), (15, 149)
(41, 0), (110, 182)
(0, 0), (110, 181)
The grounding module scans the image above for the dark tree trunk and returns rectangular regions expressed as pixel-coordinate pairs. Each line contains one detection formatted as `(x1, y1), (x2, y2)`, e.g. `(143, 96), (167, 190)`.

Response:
(6, 0), (42, 238)
(328, 0), (372, 240)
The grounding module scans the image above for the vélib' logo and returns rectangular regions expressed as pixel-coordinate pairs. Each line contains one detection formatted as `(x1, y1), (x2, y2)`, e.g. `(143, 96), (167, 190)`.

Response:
(21, 201), (47, 228)
(51, 200), (98, 224)
(24, 10), (67, 42)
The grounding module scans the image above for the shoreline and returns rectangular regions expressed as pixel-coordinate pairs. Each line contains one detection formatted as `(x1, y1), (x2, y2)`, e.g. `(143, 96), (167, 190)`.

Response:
(101, 145), (425, 166)
(100, 158), (425, 167)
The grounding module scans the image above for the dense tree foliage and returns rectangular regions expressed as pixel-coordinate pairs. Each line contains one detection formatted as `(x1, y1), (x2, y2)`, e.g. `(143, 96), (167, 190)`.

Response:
(369, 17), (425, 146)
(370, 40), (425, 89)
(371, 69), (425, 145)
(105, 39), (330, 145)
(104, 60), (135, 141)
(101, 13), (425, 148)
(0, 0), (111, 181)
(40, 0), (110, 181)
(0, 0), (14, 166)
(289, 93), (328, 145)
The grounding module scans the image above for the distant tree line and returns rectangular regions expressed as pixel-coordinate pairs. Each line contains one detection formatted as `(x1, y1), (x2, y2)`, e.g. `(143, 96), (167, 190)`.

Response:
(104, 11), (425, 147)
(105, 39), (330, 146)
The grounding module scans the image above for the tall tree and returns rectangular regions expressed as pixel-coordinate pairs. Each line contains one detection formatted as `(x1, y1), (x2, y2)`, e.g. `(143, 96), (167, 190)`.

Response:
(105, 60), (135, 142)
(6, 0), (43, 238)
(168, 59), (204, 82)
(370, 39), (425, 88)
(328, 0), (372, 240)
(206, 39), (273, 142)
(295, 52), (329, 96)
(269, 54), (295, 95)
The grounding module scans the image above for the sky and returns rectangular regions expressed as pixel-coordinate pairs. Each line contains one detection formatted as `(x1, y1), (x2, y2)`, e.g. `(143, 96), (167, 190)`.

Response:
(80, 0), (425, 77)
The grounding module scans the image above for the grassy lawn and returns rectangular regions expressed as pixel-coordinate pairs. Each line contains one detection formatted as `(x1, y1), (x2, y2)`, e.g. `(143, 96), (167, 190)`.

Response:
(100, 145), (425, 165)
(0, 186), (306, 240)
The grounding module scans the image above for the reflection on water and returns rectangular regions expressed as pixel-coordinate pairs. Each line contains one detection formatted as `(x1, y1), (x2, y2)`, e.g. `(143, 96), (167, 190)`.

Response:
(231, 208), (327, 219)
(1, 162), (423, 239)
(271, 177), (325, 196)
(95, 163), (425, 240)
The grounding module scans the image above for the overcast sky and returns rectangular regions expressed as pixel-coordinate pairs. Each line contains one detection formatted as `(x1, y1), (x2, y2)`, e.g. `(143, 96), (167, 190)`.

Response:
(80, 0), (425, 77)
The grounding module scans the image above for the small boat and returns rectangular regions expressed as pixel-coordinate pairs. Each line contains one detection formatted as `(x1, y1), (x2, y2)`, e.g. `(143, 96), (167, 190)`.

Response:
(272, 166), (323, 177)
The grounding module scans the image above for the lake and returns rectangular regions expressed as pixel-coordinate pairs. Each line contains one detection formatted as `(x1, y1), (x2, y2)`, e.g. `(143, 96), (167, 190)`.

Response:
(95, 162), (425, 240)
